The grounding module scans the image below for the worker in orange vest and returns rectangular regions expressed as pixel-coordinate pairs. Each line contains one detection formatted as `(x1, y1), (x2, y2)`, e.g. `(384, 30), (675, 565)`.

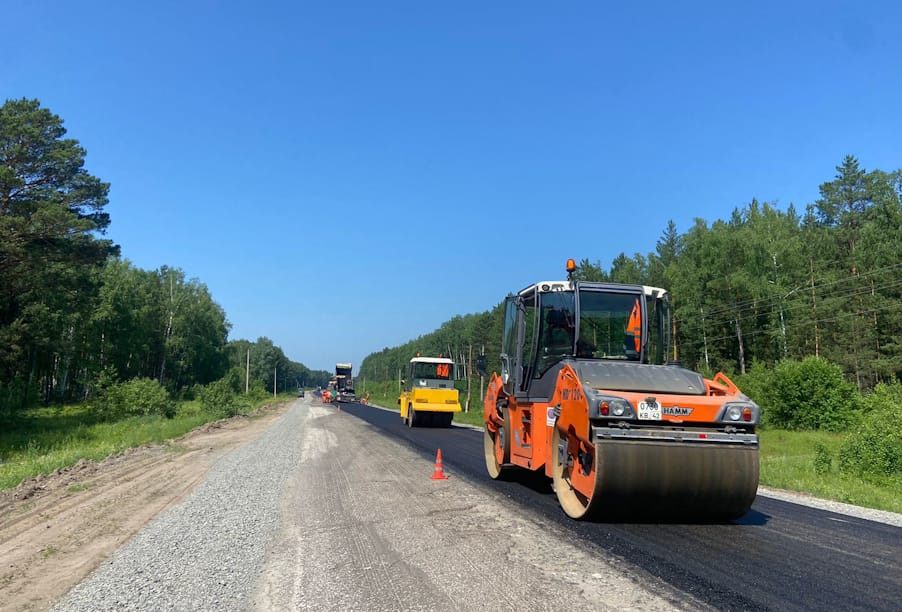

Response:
(625, 298), (641, 358)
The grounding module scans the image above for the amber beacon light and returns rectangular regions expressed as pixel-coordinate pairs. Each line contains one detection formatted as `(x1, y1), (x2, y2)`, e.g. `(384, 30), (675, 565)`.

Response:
(566, 258), (576, 279)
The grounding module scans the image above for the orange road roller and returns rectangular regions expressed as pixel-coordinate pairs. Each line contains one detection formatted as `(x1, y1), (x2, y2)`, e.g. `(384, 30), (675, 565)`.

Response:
(483, 260), (759, 520)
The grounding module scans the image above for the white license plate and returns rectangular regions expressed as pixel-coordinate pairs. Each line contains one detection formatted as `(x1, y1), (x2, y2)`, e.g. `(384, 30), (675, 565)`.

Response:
(637, 401), (661, 420)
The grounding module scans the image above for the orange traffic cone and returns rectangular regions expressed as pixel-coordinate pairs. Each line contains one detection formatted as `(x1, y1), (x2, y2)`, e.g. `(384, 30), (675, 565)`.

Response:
(430, 448), (449, 480)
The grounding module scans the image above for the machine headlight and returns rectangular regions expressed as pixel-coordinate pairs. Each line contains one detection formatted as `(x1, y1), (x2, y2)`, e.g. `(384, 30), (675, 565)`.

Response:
(720, 401), (759, 424)
(595, 395), (634, 419)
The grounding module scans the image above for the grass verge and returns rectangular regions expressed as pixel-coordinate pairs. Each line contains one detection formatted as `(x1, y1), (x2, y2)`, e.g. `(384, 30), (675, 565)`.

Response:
(0, 393), (294, 491)
(759, 429), (901, 514)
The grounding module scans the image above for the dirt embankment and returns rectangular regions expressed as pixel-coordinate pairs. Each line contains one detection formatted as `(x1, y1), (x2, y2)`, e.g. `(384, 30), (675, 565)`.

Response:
(0, 403), (290, 612)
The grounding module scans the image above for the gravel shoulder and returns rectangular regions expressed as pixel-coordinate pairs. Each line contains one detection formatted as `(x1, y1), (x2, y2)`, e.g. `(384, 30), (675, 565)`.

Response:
(0, 402), (289, 612)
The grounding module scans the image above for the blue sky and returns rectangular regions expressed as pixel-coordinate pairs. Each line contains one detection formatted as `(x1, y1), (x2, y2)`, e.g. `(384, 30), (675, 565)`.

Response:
(3, 1), (901, 372)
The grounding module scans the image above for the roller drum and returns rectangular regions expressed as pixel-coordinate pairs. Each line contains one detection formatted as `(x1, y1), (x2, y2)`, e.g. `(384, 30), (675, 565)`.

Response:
(592, 440), (759, 519)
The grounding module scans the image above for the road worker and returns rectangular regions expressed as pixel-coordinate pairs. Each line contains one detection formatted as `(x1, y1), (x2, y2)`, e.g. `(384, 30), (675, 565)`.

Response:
(625, 298), (641, 359)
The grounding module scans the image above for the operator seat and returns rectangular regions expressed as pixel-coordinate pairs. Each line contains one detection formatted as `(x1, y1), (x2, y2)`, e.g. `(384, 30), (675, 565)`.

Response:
(542, 308), (574, 365)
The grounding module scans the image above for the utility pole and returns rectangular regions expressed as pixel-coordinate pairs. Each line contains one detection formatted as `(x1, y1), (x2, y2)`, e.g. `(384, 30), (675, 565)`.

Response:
(245, 349), (250, 394)
(466, 344), (473, 412)
(273, 367), (277, 398)
(479, 344), (485, 410)
(810, 259), (820, 358)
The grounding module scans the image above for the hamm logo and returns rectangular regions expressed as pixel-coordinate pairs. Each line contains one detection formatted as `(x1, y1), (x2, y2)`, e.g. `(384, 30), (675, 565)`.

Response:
(663, 406), (693, 417)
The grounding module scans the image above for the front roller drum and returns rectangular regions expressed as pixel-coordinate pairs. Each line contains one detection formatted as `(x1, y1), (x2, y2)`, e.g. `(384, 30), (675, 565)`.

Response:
(552, 427), (759, 520)
(484, 409), (511, 479)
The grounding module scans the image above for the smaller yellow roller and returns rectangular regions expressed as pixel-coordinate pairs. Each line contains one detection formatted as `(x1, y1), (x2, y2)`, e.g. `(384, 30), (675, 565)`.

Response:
(400, 356), (462, 428)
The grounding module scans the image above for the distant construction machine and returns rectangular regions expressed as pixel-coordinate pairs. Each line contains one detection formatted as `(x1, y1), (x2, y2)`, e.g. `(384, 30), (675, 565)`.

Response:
(399, 356), (462, 427)
(334, 363), (355, 401)
(483, 259), (760, 520)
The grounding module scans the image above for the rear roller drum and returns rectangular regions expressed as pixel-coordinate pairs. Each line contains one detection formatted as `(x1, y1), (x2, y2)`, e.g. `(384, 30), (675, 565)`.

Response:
(407, 405), (417, 428)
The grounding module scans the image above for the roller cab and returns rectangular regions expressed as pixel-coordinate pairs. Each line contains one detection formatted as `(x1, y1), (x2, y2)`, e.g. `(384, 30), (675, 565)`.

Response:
(484, 263), (760, 521)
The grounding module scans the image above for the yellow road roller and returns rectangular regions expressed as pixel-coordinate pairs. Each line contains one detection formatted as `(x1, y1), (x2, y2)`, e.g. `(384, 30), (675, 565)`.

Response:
(400, 356), (462, 427)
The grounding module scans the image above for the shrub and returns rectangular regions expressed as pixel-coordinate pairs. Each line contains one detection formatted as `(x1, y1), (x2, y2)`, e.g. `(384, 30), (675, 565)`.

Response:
(754, 357), (860, 431)
(859, 381), (902, 414)
(733, 359), (770, 407)
(199, 378), (249, 418)
(839, 384), (902, 478)
(813, 442), (832, 475)
(221, 367), (246, 394)
(97, 378), (175, 419)
(247, 379), (268, 399)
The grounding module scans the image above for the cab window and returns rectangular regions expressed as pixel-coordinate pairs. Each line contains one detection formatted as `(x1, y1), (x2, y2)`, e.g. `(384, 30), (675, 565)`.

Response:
(577, 290), (642, 361)
(534, 290), (576, 376)
(410, 361), (453, 380)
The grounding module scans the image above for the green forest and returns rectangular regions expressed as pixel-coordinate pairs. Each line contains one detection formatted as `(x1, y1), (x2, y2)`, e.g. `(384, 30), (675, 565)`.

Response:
(0, 98), (330, 418)
(361, 155), (902, 395)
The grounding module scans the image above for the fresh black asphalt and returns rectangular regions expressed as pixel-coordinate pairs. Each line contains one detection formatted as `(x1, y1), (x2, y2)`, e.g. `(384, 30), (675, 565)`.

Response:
(336, 399), (902, 612)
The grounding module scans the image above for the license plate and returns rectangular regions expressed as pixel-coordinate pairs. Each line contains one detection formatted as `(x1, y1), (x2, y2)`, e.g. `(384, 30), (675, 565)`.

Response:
(638, 401), (661, 420)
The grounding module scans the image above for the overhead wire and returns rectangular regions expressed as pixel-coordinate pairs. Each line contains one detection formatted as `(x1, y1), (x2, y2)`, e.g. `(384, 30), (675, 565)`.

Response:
(691, 260), (902, 321)
(687, 271), (902, 333)
(690, 295), (902, 347)
(675, 261), (902, 352)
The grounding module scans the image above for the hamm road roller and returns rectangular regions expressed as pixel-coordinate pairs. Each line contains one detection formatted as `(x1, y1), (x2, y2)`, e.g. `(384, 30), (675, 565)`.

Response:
(483, 259), (760, 520)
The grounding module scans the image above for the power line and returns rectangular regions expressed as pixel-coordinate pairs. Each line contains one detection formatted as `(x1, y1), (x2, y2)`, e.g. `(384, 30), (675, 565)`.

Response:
(693, 261), (902, 321)
(689, 274), (902, 332)
(690, 298), (902, 347)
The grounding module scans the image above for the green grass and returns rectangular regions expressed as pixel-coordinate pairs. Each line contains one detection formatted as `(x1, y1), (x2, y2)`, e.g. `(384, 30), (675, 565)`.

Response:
(452, 409), (485, 427)
(759, 429), (902, 514)
(0, 392), (294, 491)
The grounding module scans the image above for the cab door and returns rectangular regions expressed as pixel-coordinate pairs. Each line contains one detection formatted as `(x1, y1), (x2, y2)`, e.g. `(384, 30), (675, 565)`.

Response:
(500, 296), (519, 396)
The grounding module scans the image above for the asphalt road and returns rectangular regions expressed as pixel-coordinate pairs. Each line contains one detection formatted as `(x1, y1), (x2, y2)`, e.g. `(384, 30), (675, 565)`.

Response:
(335, 399), (902, 612)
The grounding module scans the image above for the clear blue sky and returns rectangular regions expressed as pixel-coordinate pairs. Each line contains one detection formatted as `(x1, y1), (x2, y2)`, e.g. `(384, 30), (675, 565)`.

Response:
(3, 1), (900, 372)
